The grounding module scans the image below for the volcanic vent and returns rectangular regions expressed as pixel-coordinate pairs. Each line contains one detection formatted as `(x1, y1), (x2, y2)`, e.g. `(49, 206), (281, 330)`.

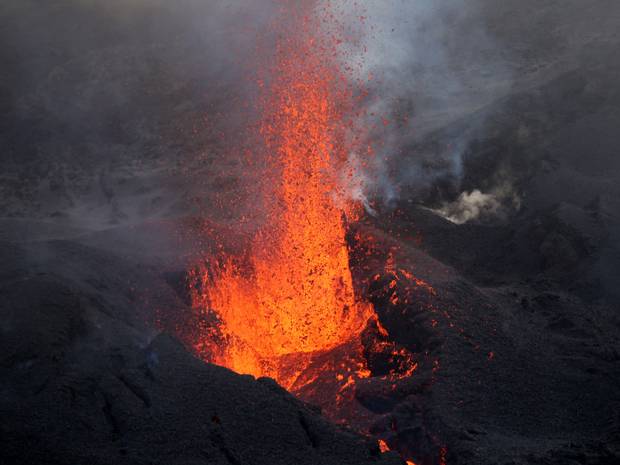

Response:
(189, 1), (375, 390)
(185, 2), (436, 463)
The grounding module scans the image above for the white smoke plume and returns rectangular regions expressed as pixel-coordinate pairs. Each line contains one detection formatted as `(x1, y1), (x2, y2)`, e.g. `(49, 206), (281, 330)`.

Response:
(434, 190), (500, 224)
(433, 183), (521, 224)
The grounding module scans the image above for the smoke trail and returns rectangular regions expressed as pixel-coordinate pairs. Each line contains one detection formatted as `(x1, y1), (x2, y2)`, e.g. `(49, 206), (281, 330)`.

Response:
(329, 0), (515, 215)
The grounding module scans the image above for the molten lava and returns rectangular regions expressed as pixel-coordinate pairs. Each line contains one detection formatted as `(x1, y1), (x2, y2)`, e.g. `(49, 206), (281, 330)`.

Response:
(175, 3), (445, 464)
(191, 1), (374, 388)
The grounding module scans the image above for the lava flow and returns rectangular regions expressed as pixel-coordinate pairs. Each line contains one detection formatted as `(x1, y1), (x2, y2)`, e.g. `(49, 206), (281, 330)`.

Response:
(190, 1), (374, 389)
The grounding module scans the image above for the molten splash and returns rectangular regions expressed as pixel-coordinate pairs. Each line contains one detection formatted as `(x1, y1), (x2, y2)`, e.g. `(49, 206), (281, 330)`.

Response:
(191, 2), (374, 388)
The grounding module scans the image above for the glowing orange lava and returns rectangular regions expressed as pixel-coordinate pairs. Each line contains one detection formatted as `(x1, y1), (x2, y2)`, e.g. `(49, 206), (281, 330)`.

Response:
(378, 439), (391, 453)
(191, 1), (374, 388)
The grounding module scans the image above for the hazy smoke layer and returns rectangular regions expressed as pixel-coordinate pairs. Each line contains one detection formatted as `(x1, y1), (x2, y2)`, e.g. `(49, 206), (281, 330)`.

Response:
(2, 0), (620, 228)
(0, 0), (278, 227)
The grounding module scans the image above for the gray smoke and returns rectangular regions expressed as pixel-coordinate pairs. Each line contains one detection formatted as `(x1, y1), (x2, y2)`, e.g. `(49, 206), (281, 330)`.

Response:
(335, 0), (620, 223)
(0, 0), (278, 230)
(334, 0), (514, 212)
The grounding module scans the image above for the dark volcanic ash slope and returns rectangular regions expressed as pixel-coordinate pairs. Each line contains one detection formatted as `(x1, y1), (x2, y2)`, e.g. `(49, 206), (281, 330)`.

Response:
(345, 208), (620, 465)
(0, 236), (401, 465)
(346, 2), (620, 462)
(363, 12), (620, 462)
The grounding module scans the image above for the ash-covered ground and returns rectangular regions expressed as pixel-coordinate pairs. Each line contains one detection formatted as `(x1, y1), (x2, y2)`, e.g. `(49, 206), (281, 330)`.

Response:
(2, 1), (620, 464)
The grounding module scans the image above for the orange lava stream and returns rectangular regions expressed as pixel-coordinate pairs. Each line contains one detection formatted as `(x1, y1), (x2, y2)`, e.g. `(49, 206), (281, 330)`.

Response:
(192, 1), (374, 388)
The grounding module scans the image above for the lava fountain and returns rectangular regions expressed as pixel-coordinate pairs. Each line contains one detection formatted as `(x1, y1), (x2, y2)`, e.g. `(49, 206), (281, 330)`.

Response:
(190, 1), (375, 389)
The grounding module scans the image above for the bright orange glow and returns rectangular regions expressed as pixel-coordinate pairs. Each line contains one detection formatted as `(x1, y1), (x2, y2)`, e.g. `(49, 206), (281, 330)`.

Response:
(190, 1), (374, 388)
(178, 3), (441, 464)
(439, 446), (448, 465)
(378, 439), (390, 453)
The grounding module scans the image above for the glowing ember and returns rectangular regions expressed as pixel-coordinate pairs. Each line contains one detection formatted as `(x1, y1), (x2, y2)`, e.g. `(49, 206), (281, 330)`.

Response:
(190, 1), (373, 388)
(378, 439), (391, 453)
